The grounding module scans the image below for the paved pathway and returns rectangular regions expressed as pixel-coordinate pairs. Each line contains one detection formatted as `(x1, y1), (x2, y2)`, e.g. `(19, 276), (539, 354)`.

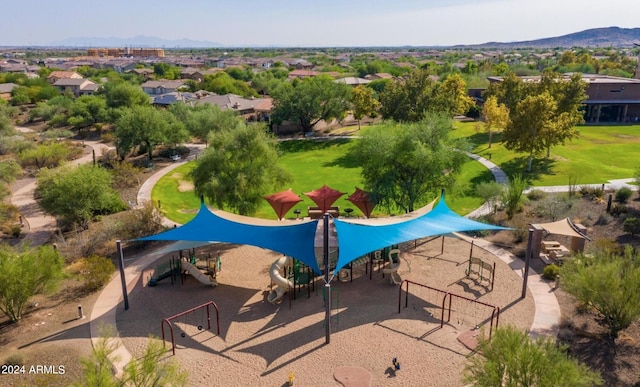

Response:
(9, 139), (113, 246)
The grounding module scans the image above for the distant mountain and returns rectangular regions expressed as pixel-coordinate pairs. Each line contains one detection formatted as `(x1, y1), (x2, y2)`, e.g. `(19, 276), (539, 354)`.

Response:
(463, 27), (640, 49)
(47, 35), (223, 48)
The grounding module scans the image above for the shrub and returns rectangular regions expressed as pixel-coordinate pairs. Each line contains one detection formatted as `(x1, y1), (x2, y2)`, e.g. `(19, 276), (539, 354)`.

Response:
(70, 255), (115, 292)
(609, 204), (628, 217)
(526, 189), (546, 201)
(3, 352), (24, 366)
(543, 264), (560, 280)
(615, 187), (633, 203)
(594, 213), (613, 226)
(502, 174), (527, 219)
(623, 217), (640, 235)
(579, 185), (604, 199)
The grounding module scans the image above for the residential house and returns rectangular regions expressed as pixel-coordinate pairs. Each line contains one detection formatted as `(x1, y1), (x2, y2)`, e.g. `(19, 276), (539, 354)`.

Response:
(288, 69), (321, 79)
(0, 83), (18, 101)
(53, 78), (100, 97)
(141, 79), (188, 95)
(152, 92), (198, 107)
(47, 71), (83, 84)
(128, 68), (155, 80)
(197, 94), (272, 122)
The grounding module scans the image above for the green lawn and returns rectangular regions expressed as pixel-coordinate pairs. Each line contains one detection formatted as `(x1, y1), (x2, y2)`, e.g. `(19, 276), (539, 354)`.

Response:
(152, 138), (489, 223)
(451, 122), (640, 186)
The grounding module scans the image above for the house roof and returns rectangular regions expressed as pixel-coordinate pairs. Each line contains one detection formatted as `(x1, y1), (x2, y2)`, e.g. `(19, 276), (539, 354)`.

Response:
(52, 78), (95, 87)
(334, 77), (371, 86)
(0, 83), (18, 93)
(141, 79), (188, 89)
(153, 92), (198, 105)
(47, 71), (82, 79)
(198, 94), (270, 112)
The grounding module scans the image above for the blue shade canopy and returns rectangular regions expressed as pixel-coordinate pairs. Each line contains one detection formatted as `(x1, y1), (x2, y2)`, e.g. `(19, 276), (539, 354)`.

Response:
(333, 193), (509, 273)
(136, 202), (321, 273)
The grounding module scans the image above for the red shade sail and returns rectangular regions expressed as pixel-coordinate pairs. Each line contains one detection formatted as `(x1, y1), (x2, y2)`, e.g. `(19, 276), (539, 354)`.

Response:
(304, 185), (345, 214)
(347, 187), (376, 218)
(264, 189), (302, 220)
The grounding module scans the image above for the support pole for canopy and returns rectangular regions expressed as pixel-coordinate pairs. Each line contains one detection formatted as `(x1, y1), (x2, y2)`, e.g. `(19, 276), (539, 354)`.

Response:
(117, 240), (129, 310)
(324, 213), (331, 344)
(521, 229), (533, 299)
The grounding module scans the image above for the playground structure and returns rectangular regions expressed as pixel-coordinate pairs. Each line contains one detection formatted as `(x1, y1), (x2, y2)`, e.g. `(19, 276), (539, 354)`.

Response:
(381, 248), (402, 285)
(161, 301), (221, 356)
(398, 280), (500, 339)
(181, 259), (217, 287)
(465, 241), (496, 291)
(147, 257), (181, 286)
(267, 255), (294, 304)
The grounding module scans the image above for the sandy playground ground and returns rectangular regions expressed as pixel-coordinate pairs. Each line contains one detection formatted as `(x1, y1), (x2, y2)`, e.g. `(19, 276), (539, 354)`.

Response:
(116, 235), (535, 387)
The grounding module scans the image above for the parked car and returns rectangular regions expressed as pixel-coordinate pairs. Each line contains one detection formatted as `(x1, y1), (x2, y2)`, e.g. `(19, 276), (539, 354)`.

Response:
(170, 154), (181, 161)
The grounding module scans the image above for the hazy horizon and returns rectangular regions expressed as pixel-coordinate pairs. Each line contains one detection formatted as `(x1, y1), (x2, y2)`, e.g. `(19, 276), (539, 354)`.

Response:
(1, 0), (638, 47)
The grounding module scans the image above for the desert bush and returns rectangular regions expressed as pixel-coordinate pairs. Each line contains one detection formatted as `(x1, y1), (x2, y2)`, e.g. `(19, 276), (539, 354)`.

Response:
(526, 189), (546, 201)
(609, 204), (628, 217)
(594, 213), (613, 226)
(0, 135), (35, 156)
(509, 218), (528, 244)
(623, 217), (640, 235)
(591, 238), (623, 256)
(579, 185), (604, 199)
(41, 128), (74, 139)
(100, 131), (116, 144)
(116, 202), (165, 240)
(110, 161), (142, 189)
(543, 264), (560, 280)
(502, 174), (527, 219)
(615, 187), (633, 203)
(69, 255), (115, 292)
(475, 181), (504, 213)
(3, 352), (25, 366)
(534, 195), (573, 222)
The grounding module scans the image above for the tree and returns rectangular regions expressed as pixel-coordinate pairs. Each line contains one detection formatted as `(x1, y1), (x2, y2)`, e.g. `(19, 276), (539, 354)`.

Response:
(481, 95), (510, 148)
(271, 75), (351, 133)
(380, 70), (473, 122)
(115, 105), (189, 160)
(351, 114), (467, 213)
(75, 325), (188, 387)
(0, 244), (64, 322)
(351, 85), (379, 130)
(379, 69), (437, 122)
(10, 86), (31, 105)
(171, 103), (244, 145)
(484, 72), (586, 170)
(463, 325), (602, 386)
(560, 246), (640, 339)
(67, 95), (108, 129)
(103, 82), (151, 109)
(503, 92), (557, 172)
(190, 123), (291, 215)
(431, 73), (475, 117)
(199, 72), (256, 97)
(37, 164), (126, 229)
(0, 103), (16, 136)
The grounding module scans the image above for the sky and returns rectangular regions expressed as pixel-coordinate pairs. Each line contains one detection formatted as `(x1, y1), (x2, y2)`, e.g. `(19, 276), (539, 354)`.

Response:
(1, 0), (638, 47)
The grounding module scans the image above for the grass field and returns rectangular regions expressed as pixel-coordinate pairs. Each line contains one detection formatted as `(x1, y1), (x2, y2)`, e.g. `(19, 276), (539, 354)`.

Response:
(152, 123), (640, 223)
(451, 121), (640, 186)
(151, 137), (490, 223)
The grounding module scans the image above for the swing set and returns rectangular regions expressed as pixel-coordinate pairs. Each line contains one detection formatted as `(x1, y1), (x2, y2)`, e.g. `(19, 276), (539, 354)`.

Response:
(161, 301), (221, 355)
(398, 280), (500, 339)
(464, 241), (496, 291)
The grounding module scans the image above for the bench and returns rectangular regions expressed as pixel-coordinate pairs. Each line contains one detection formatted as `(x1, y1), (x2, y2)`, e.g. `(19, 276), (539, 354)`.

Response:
(308, 206), (339, 219)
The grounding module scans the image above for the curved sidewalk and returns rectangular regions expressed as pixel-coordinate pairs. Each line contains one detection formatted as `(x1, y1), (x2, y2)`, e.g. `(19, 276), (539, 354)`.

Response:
(90, 150), (563, 375)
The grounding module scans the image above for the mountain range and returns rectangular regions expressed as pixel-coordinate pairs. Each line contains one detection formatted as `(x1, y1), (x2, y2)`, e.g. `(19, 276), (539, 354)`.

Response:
(462, 27), (640, 49)
(45, 27), (640, 49)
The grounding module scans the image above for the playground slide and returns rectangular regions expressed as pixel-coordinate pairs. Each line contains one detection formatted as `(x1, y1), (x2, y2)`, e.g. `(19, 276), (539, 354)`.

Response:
(382, 249), (402, 285)
(267, 255), (294, 304)
(181, 260), (217, 287)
